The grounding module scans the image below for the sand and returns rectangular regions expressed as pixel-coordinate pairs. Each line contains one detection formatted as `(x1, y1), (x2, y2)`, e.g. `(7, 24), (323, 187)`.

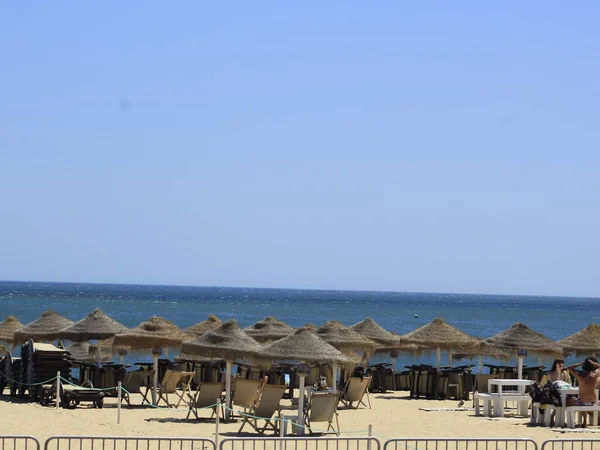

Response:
(1, 390), (592, 446)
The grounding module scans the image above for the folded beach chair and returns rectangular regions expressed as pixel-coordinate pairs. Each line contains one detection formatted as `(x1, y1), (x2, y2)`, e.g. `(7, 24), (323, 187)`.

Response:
(123, 368), (153, 406)
(147, 370), (195, 408)
(186, 382), (224, 420)
(238, 384), (287, 434)
(304, 392), (341, 435)
(232, 377), (262, 418)
(340, 376), (371, 409)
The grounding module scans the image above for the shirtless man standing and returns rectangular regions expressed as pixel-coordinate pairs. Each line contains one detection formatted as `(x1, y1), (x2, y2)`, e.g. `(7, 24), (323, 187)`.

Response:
(567, 357), (600, 427)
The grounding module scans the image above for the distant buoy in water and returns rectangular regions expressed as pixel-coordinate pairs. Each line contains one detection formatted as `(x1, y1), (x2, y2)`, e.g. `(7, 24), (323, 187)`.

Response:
(414, 314), (418, 318)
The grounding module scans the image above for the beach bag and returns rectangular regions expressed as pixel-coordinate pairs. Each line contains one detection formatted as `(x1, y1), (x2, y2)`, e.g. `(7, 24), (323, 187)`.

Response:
(544, 382), (562, 406)
(529, 381), (544, 403)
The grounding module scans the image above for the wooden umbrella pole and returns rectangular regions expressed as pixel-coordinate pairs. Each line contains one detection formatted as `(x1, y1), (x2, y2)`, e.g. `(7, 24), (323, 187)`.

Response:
(225, 361), (232, 422)
(152, 355), (159, 405)
(297, 374), (306, 436)
(331, 363), (338, 393)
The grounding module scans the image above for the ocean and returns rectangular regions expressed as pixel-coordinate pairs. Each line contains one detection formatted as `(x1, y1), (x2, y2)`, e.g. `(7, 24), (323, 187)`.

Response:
(1, 280), (598, 370)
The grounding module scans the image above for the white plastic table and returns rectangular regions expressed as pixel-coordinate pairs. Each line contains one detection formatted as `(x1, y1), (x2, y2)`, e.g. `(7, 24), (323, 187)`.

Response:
(488, 379), (532, 416)
(555, 388), (579, 427)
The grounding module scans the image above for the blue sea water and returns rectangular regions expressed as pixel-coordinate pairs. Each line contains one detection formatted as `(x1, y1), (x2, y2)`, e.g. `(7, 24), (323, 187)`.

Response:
(1, 280), (598, 369)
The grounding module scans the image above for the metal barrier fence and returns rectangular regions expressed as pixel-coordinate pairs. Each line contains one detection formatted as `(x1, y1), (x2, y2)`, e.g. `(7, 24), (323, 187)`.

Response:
(6, 435), (600, 450)
(219, 437), (380, 450)
(44, 437), (216, 450)
(0, 437), (41, 450)
(384, 439), (538, 450)
(541, 440), (600, 450)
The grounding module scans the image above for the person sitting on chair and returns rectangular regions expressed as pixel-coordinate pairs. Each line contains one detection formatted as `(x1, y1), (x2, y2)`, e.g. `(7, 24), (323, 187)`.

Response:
(567, 357), (600, 427)
(546, 359), (569, 383)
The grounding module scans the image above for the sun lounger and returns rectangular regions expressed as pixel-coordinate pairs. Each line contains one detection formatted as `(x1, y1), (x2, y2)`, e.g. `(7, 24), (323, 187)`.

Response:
(238, 384), (287, 434)
(41, 382), (104, 408)
(340, 376), (371, 409)
(186, 382), (224, 420)
(304, 392), (341, 435)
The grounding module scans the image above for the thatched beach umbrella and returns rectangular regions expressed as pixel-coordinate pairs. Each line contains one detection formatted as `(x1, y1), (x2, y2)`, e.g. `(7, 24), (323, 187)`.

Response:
(113, 316), (194, 405)
(244, 316), (295, 343)
(350, 318), (399, 351)
(399, 317), (485, 368)
(317, 320), (377, 361)
(556, 324), (600, 357)
(66, 341), (111, 362)
(58, 308), (129, 342)
(181, 320), (262, 420)
(484, 323), (561, 379)
(255, 328), (353, 435)
(13, 311), (75, 344)
(114, 316), (193, 350)
(58, 309), (129, 369)
(0, 316), (24, 346)
(300, 323), (317, 333)
(184, 315), (223, 337)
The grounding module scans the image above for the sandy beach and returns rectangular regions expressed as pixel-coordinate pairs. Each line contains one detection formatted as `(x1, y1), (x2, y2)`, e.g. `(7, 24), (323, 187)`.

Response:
(1, 390), (592, 446)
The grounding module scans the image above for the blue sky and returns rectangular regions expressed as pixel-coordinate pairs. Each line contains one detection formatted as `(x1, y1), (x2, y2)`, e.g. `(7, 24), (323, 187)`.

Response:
(1, 1), (599, 297)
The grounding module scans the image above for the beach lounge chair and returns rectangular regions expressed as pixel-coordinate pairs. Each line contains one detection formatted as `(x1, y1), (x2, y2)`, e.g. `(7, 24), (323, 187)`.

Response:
(122, 368), (153, 406)
(304, 392), (341, 435)
(41, 381), (104, 408)
(146, 370), (195, 408)
(186, 382), (224, 420)
(238, 384), (287, 434)
(340, 376), (371, 409)
(231, 377), (262, 418)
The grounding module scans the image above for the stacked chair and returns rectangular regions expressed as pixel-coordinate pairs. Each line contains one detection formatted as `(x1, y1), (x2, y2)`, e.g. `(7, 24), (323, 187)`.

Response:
(367, 363), (393, 393)
(394, 369), (413, 390)
(21, 340), (72, 401)
(0, 352), (22, 397)
(443, 365), (474, 400)
(407, 364), (441, 399)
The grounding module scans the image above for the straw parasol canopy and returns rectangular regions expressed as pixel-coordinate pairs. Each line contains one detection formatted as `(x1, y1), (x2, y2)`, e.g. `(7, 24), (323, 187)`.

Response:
(113, 316), (194, 351)
(300, 323), (317, 333)
(399, 317), (484, 352)
(316, 320), (377, 357)
(0, 316), (24, 343)
(244, 316), (295, 343)
(255, 327), (354, 366)
(66, 341), (112, 362)
(0, 343), (6, 354)
(484, 323), (561, 355)
(556, 324), (600, 356)
(184, 315), (223, 337)
(13, 311), (75, 344)
(58, 308), (129, 342)
(180, 319), (262, 362)
(349, 318), (399, 351)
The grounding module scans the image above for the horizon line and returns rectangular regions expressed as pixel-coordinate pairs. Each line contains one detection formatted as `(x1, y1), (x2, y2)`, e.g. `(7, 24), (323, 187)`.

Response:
(1, 278), (598, 301)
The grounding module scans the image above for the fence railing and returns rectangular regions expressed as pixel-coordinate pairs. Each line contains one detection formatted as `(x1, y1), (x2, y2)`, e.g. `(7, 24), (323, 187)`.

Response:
(541, 440), (600, 450)
(0, 435), (598, 450)
(384, 438), (538, 450)
(0, 436), (40, 450)
(219, 437), (380, 450)
(43, 436), (216, 450)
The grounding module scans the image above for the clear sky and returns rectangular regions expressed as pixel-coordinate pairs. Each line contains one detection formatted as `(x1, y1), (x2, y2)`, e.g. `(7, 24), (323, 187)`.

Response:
(1, 1), (599, 297)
